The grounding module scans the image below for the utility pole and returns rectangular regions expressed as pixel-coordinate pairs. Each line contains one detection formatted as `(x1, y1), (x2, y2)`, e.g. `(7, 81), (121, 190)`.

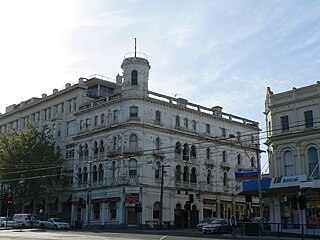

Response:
(159, 164), (169, 229)
(87, 161), (92, 229)
(256, 143), (264, 235)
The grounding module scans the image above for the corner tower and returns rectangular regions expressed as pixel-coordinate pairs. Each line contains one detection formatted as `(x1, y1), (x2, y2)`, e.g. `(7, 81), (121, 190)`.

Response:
(121, 40), (151, 96)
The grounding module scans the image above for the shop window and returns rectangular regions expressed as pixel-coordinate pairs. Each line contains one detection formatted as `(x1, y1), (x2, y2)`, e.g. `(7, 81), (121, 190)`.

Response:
(109, 202), (117, 219)
(93, 203), (100, 220)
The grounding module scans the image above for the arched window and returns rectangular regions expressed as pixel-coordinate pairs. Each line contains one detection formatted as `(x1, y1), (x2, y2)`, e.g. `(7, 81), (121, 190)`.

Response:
(155, 162), (160, 179)
(183, 166), (189, 182)
(131, 70), (138, 85)
(190, 167), (197, 183)
(84, 144), (89, 158)
(175, 142), (182, 155)
(223, 172), (228, 187)
(100, 140), (104, 153)
(237, 154), (241, 165)
(190, 145), (197, 158)
(207, 170), (212, 184)
(129, 158), (138, 176)
(183, 143), (189, 161)
(113, 136), (117, 150)
(111, 161), (116, 178)
(222, 151), (227, 162)
(284, 150), (294, 176)
(129, 134), (138, 149)
(98, 164), (103, 183)
(155, 137), (161, 150)
(206, 148), (210, 160)
(94, 141), (98, 156)
(83, 167), (88, 183)
(308, 147), (319, 176)
(79, 145), (83, 158)
(153, 202), (160, 219)
(251, 157), (255, 168)
(92, 165), (97, 183)
(175, 165), (182, 182)
(77, 168), (82, 186)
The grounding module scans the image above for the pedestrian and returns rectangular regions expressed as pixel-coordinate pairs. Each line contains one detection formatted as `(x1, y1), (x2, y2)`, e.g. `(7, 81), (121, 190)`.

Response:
(229, 215), (237, 238)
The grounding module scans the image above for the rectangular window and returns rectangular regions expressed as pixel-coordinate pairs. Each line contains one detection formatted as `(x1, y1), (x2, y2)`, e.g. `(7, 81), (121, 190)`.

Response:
(206, 124), (210, 134)
(305, 110), (314, 128)
(112, 112), (116, 124)
(155, 111), (161, 123)
(184, 118), (188, 129)
(192, 120), (196, 131)
(281, 115), (289, 131)
(176, 116), (180, 126)
(221, 128), (226, 137)
(101, 114), (105, 125)
(130, 106), (138, 118)
(94, 115), (98, 126)
(67, 120), (76, 135)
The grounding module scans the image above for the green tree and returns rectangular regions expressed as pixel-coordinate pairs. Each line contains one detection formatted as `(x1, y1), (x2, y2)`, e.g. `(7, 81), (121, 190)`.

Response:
(0, 124), (62, 212)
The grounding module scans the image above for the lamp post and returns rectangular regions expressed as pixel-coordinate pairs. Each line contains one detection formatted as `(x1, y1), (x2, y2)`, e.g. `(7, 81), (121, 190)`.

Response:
(229, 134), (264, 235)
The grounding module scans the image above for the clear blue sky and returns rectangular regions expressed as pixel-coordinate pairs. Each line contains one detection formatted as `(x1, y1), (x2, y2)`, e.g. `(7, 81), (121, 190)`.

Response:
(1, 0), (320, 173)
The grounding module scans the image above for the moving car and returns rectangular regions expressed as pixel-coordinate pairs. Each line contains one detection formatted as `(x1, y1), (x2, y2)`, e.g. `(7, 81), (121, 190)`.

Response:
(0, 217), (16, 228)
(197, 218), (217, 231)
(202, 218), (231, 234)
(38, 218), (70, 230)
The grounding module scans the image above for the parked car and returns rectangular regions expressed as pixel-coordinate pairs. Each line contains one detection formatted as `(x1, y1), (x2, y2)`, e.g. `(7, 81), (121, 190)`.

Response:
(202, 218), (231, 234)
(197, 218), (217, 231)
(12, 213), (31, 228)
(0, 217), (16, 228)
(38, 218), (70, 230)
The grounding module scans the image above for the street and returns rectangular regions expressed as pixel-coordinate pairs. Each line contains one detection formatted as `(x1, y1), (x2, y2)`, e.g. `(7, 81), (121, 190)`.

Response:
(0, 228), (234, 240)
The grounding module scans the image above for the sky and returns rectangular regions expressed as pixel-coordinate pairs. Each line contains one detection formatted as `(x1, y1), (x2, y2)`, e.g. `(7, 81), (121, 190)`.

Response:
(1, 0), (320, 173)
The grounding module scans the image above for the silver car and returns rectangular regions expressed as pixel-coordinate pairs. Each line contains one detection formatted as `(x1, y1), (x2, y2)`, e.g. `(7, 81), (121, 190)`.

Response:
(202, 218), (231, 234)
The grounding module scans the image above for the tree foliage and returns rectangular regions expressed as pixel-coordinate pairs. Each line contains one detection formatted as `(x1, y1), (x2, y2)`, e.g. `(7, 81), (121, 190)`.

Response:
(0, 124), (62, 210)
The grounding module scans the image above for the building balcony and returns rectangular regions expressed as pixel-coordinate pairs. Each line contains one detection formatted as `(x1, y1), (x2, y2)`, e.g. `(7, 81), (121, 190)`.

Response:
(153, 149), (165, 158)
(123, 146), (143, 156)
(107, 148), (122, 157)
(220, 162), (231, 169)
(204, 159), (215, 167)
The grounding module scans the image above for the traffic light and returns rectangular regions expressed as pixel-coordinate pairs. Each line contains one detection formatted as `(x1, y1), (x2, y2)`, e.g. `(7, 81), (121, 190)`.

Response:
(299, 195), (306, 210)
(189, 194), (194, 203)
(7, 193), (13, 209)
(135, 203), (142, 212)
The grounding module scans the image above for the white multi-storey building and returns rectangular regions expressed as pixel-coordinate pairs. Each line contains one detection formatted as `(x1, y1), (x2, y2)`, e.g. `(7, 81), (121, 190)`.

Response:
(265, 83), (320, 233)
(0, 49), (261, 229)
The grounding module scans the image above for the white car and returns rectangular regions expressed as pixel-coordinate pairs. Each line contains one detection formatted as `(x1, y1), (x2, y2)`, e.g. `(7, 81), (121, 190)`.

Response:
(202, 218), (231, 234)
(38, 218), (70, 230)
(0, 217), (16, 228)
(197, 218), (217, 231)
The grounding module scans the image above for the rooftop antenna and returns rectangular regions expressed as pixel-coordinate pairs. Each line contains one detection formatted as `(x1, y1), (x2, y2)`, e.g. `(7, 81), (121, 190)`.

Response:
(134, 38), (137, 58)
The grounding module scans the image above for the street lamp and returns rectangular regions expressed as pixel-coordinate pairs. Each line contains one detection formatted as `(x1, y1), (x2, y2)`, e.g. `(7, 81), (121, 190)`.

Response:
(229, 134), (264, 235)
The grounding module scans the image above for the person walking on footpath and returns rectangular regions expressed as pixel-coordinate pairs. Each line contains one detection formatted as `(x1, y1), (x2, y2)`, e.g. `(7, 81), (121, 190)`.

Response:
(230, 215), (237, 238)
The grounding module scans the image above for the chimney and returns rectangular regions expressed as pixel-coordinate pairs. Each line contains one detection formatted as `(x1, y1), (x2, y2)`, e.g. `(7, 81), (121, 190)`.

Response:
(53, 89), (58, 94)
(116, 74), (123, 84)
(65, 83), (71, 88)
(42, 93), (47, 98)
